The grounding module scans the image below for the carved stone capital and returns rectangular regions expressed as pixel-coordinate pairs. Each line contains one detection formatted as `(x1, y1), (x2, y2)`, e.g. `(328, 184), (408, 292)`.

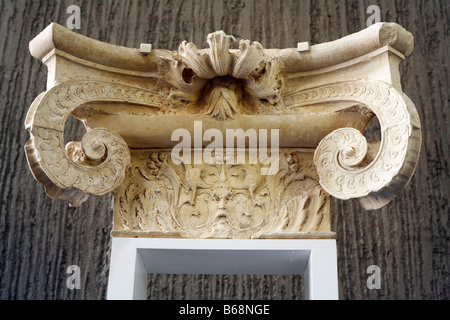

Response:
(25, 22), (421, 238)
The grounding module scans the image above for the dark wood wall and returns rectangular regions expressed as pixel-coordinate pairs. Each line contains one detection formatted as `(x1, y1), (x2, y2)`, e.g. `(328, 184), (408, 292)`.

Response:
(0, 0), (448, 300)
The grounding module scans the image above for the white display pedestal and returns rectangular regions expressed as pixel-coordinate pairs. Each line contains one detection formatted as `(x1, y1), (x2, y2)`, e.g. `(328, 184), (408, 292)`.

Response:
(106, 238), (339, 300)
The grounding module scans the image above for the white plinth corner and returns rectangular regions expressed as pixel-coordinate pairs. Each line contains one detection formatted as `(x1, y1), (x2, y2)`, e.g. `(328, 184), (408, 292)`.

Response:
(106, 238), (339, 300)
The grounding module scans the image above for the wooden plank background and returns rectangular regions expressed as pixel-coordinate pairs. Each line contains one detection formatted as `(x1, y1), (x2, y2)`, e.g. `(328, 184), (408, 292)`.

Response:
(0, 0), (448, 300)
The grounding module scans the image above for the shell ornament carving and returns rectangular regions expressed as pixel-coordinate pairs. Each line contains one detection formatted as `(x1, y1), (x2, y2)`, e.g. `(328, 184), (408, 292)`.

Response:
(308, 80), (422, 209)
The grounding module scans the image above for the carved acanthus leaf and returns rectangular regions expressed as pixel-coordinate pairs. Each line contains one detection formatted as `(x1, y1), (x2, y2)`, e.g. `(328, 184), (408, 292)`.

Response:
(203, 85), (239, 120)
(113, 150), (333, 239)
(164, 30), (282, 112)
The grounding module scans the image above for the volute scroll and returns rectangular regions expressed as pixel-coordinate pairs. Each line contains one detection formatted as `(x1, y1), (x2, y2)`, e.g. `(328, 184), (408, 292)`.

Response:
(311, 81), (421, 210)
(24, 80), (163, 206)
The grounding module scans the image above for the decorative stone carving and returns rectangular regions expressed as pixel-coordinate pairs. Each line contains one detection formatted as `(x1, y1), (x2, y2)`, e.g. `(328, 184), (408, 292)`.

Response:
(25, 81), (160, 206)
(112, 149), (332, 239)
(24, 22), (421, 239)
(160, 30), (282, 119)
